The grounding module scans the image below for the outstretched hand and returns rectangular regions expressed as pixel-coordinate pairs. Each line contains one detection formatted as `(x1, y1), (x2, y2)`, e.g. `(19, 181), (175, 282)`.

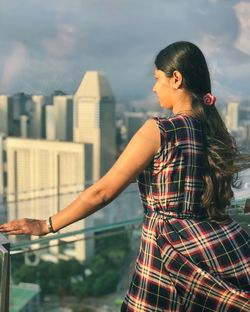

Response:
(0, 218), (48, 236)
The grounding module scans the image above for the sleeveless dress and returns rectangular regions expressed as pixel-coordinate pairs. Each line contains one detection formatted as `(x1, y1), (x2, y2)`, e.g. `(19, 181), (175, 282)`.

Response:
(121, 114), (250, 312)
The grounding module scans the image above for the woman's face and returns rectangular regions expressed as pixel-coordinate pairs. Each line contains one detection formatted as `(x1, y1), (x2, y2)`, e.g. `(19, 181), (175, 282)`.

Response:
(153, 69), (174, 109)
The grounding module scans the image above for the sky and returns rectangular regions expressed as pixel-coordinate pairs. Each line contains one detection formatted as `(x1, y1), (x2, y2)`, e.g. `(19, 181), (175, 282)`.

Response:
(0, 0), (250, 102)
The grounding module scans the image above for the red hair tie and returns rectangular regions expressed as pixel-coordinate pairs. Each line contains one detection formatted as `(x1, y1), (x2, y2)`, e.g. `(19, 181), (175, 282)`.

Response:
(203, 93), (216, 106)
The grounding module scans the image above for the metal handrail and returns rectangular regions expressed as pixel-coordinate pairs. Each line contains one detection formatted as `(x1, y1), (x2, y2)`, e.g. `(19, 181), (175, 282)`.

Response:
(0, 234), (10, 312)
(10, 216), (143, 252)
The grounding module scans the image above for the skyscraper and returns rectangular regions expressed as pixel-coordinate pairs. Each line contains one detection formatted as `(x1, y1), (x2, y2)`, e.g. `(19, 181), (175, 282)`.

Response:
(0, 95), (12, 136)
(11, 93), (30, 137)
(30, 95), (46, 139)
(20, 115), (28, 138)
(124, 112), (146, 142)
(53, 95), (73, 141)
(45, 105), (56, 141)
(74, 71), (116, 180)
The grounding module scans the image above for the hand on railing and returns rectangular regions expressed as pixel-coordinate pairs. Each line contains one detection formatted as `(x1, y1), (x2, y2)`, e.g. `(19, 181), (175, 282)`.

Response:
(0, 218), (48, 236)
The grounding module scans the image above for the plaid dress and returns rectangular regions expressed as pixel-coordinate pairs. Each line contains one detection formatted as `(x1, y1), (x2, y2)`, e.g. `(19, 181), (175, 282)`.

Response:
(121, 114), (250, 311)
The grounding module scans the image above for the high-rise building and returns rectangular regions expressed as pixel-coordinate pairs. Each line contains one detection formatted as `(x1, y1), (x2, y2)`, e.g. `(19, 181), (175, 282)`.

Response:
(0, 137), (94, 262)
(124, 112), (146, 142)
(45, 105), (56, 141)
(0, 94), (48, 139)
(74, 71), (116, 180)
(0, 95), (13, 136)
(3, 138), (92, 201)
(53, 95), (73, 141)
(30, 95), (46, 139)
(226, 102), (239, 130)
(20, 115), (28, 138)
(11, 93), (28, 120)
(11, 93), (30, 137)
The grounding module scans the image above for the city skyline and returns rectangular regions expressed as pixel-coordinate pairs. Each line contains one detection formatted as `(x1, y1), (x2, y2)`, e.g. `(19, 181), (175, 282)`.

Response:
(0, 0), (250, 102)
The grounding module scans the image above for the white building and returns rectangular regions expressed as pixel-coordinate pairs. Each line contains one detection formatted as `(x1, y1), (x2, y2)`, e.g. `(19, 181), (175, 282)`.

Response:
(20, 115), (28, 138)
(53, 95), (73, 141)
(73, 71), (116, 180)
(0, 95), (11, 135)
(31, 95), (46, 139)
(0, 137), (94, 262)
(45, 105), (56, 141)
(3, 138), (91, 202)
(226, 102), (239, 130)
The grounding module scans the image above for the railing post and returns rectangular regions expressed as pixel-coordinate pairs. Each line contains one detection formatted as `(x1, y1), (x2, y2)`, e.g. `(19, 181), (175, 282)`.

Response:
(0, 234), (10, 312)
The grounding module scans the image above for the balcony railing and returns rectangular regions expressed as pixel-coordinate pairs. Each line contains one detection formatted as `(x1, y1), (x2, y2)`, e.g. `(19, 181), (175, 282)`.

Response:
(0, 181), (249, 311)
(0, 234), (10, 312)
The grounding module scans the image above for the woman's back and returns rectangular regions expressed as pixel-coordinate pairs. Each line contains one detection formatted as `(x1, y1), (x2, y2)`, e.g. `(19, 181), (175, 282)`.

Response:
(138, 113), (207, 219)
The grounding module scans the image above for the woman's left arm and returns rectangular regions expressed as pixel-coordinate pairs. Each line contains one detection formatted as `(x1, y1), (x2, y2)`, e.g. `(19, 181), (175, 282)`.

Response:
(0, 119), (160, 236)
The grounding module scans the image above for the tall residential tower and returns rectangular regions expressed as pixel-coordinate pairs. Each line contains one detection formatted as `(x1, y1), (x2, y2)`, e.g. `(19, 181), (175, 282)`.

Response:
(73, 71), (116, 181)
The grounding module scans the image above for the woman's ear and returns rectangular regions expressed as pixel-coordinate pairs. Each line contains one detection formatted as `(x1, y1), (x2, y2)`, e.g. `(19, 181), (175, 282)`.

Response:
(172, 70), (183, 89)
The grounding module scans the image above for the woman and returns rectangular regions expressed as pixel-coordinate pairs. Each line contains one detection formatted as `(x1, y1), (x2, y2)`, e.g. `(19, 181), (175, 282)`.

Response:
(1, 41), (250, 311)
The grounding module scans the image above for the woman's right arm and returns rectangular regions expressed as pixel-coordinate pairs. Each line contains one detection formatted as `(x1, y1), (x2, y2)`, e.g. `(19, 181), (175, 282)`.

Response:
(0, 119), (161, 236)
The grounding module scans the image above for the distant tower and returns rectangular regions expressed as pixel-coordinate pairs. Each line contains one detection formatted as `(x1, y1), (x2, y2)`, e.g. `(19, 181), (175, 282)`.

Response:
(20, 115), (28, 138)
(124, 112), (145, 142)
(73, 71), (116, 180)
(11, 93), (29, 137)
(53, 95), (73, 141)
(0, 95), (11, 135)
(45, 105), (56, 141)
(11, 93), (27, 120)
(31, 95), (46, 139)
(227, 102), (239, 130)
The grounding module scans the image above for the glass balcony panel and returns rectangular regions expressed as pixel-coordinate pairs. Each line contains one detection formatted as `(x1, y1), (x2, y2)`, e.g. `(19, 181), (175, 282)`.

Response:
(0, 175), (248, 311)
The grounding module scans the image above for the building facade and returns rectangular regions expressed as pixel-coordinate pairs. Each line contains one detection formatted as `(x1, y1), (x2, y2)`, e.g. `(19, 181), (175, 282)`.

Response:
(53, 95), (73, 141)
(0, 137), (94, 262)
(74, 71), (116, 180)
(124, 112), (146, 142)
(0, 95), (13, 136)
(3, 138), (92, 202)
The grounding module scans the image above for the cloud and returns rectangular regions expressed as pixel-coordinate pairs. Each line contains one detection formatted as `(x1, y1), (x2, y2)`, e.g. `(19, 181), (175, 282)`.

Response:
(234, 1), (250, 55)
(200, 34), (228, 58)
(0, 42), (29, 92)
(42, 23), (78, 59)
(0, 0), (249, 100)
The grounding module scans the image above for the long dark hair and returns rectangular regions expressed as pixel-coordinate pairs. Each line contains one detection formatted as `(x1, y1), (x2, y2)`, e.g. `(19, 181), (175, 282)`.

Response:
(155, 41), (250, 221)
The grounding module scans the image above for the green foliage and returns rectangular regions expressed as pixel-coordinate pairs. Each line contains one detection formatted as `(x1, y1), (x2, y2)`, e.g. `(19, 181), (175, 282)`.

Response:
(76, 228), (131, 297)
(92, 270), (119, 296)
